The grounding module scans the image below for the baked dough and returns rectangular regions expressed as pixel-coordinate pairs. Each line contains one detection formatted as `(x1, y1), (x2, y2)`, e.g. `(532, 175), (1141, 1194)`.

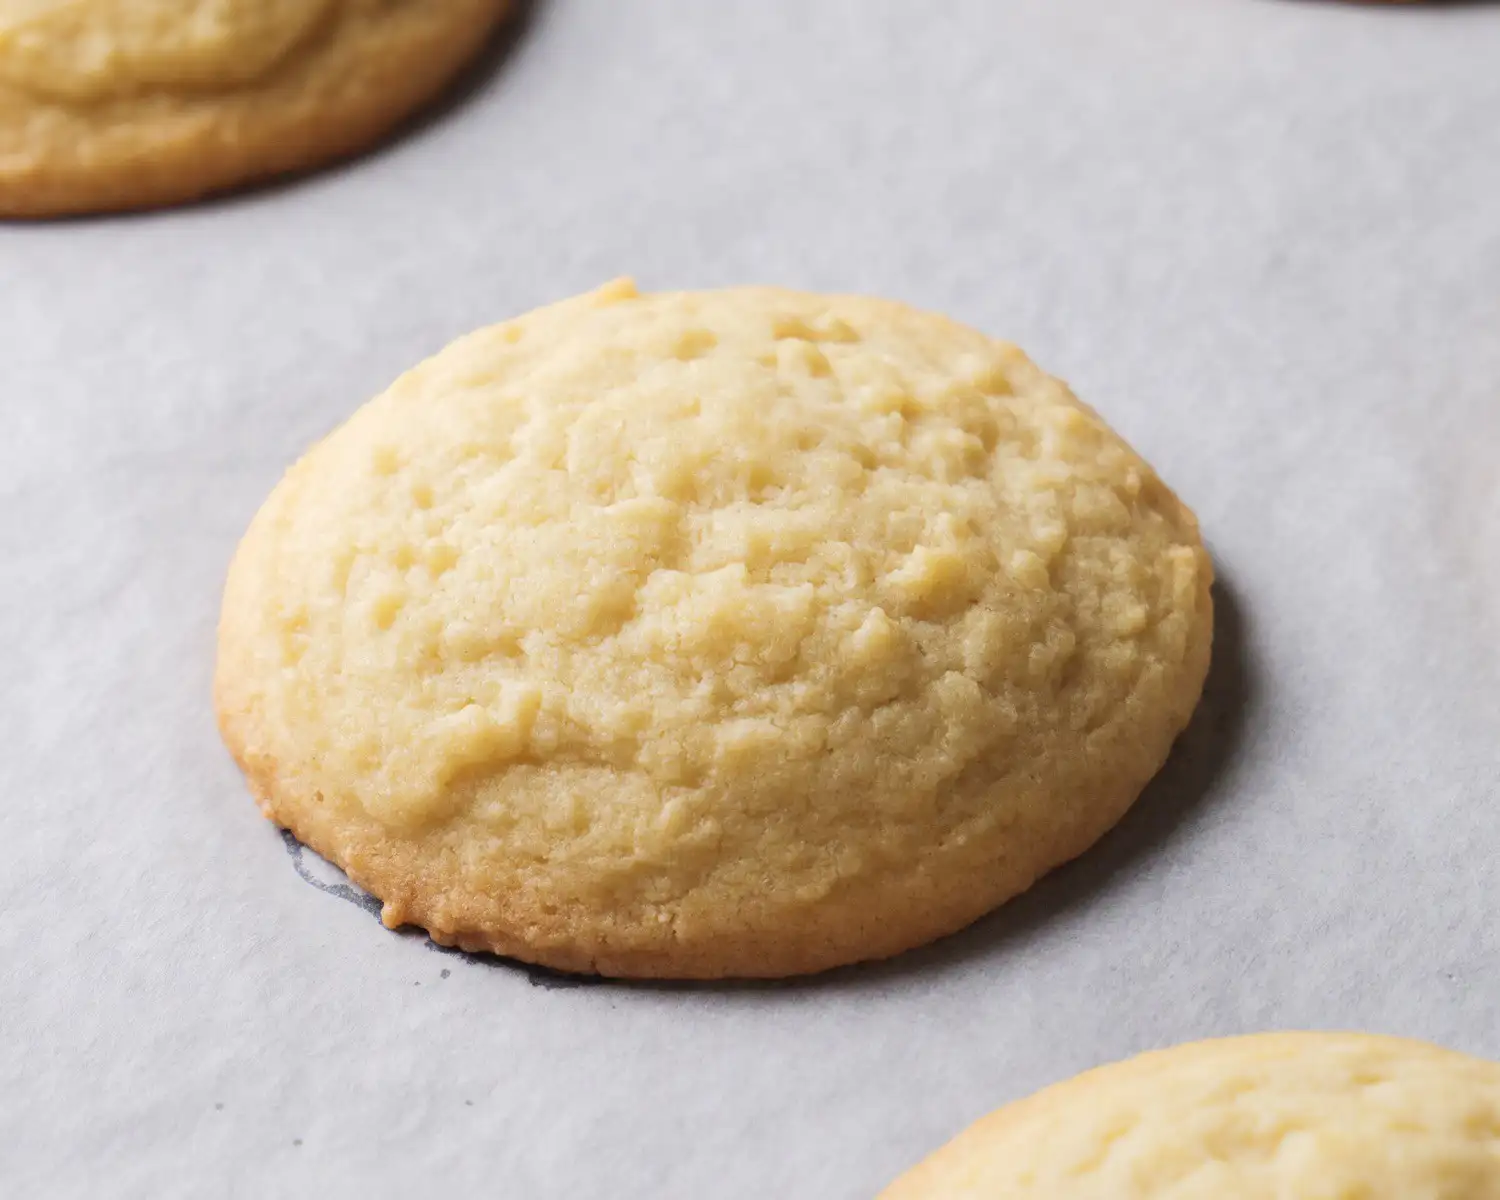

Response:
(216, 281), (1213, 978)
(881, 1033), (1500, 1198)
(0, 0), (511, 216)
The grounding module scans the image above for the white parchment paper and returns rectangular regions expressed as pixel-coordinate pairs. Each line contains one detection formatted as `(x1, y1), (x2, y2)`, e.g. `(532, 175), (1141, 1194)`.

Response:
(4, 1), (1499, 1195)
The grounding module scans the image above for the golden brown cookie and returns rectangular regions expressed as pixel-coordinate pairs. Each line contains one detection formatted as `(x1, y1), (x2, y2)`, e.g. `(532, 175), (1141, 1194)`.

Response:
(215, 281), (1213, 979)
(881, 1033), (1500, 1198)
(0, 0), (512, 217)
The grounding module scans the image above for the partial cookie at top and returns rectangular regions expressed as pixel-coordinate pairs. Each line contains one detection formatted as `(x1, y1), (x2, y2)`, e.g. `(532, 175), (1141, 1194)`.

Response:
(0, 0), (512, 217)
(215, 281), (1213, 979)
(880, 1033), (1500, 1198)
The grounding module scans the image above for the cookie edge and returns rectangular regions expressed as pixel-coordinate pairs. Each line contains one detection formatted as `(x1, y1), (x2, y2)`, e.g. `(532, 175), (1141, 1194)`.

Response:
(0, 0), (512, 218)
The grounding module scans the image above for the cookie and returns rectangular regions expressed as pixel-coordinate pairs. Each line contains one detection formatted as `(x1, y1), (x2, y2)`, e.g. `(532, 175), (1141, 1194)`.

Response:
(215, 281), (1213, 979)
(881, 1033), (1500, 1198)
(0, 0), (512, 217)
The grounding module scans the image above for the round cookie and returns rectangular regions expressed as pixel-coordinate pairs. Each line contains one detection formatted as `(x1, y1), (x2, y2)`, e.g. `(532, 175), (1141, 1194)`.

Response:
(880, 1033), (1500, 1198)
(215, 281), (1213, 979)
(0, 0), (512, 217)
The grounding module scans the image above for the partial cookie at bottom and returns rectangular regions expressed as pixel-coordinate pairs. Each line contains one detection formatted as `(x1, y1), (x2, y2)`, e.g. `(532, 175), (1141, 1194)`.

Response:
(881, 1033), (1500, 1199)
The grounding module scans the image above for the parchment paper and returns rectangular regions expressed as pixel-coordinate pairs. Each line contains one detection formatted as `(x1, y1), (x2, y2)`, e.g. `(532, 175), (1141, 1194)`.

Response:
(4, 1), (1499, 1195)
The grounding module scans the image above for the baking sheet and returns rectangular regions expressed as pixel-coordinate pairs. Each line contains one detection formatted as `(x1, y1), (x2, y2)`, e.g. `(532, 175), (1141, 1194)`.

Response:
(4, 1), (1499, 1195)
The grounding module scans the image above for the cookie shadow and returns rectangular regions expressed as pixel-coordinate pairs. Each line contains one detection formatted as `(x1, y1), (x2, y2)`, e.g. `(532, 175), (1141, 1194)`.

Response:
(277, 825), (601, 991)
(796, 570), (1257, 994)
(384, 0), (541, 153)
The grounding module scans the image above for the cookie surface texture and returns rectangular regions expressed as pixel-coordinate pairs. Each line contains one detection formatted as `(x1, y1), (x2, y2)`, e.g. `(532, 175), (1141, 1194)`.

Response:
(0, 0), (511, 216)
(215, 281), (1214, 979)
(880, 1033), (1500, 1198)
